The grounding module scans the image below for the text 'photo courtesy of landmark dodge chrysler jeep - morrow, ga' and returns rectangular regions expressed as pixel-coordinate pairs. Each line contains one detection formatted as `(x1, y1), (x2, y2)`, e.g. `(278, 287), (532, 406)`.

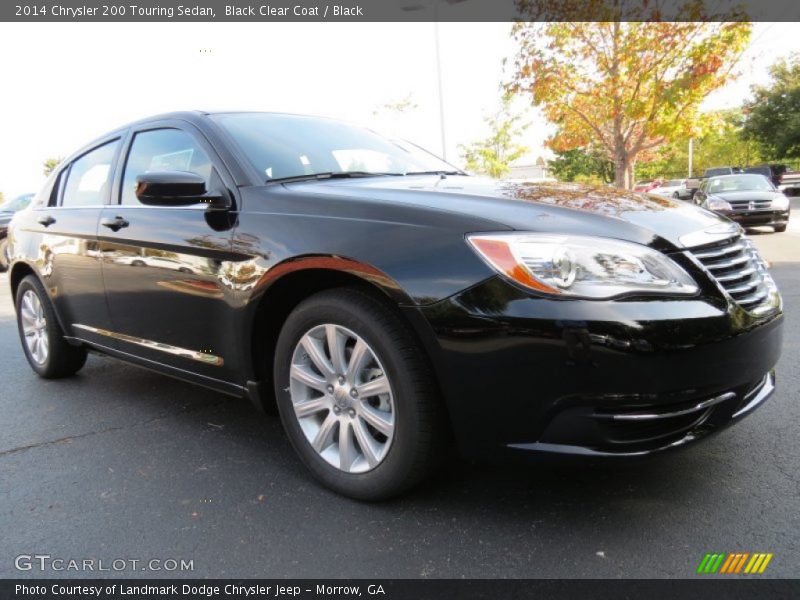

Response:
(7, 112), (783, 499)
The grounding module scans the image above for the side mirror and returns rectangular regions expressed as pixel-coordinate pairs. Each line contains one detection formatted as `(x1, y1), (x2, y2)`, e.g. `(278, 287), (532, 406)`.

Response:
(135, 171), (229, 209)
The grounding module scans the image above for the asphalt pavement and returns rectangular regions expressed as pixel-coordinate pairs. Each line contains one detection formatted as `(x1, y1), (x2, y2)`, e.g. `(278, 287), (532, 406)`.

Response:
(0, 218), (798, 579)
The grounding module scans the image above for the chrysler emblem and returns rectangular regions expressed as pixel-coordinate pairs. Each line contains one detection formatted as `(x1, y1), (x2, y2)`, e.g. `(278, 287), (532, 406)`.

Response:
(748, 200), (756, 210)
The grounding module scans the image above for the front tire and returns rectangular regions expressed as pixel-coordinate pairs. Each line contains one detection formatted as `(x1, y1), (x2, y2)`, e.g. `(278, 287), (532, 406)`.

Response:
(774, 224), (788, 233)
(273, 288), (442, 500)
(15, 275), (87, 378)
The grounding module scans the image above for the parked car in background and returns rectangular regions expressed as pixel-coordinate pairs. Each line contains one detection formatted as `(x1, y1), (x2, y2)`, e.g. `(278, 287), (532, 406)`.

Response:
(703, 166), (742, 178)
(6, 111), (784, 499)
(778, 169), (800, 197)
(676, 177), (702, 201)
(694, 174), (790, 232)
(633, 179), (663, 193)
(649, 179), (687, 198)
(744, 164), (787, 187)
(0, 193), (34, 271)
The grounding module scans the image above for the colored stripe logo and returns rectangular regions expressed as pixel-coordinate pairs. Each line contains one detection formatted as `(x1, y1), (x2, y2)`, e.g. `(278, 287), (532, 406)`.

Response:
(697, 553), (773, 574)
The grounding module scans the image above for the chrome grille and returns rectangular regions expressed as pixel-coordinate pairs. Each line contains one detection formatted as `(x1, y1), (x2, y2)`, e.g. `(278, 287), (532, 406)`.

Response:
(728, 198), (771, 211)
(688, 235), (777, 314)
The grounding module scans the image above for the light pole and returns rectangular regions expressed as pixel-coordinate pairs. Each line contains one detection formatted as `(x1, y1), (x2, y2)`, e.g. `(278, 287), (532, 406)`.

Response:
(742, 106), (750, 167)
(434, 16), (447, 159)
(402, 0), (467, 160)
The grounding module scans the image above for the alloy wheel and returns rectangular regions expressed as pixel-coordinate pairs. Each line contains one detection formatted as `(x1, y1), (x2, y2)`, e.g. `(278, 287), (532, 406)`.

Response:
(289, 324), (395, 473)
(20, 290), (48, 364)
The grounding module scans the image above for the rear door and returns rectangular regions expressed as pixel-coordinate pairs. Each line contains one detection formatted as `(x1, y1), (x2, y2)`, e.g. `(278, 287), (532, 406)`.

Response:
(98, 121), (240, 384)
(29, 138), (121, 347)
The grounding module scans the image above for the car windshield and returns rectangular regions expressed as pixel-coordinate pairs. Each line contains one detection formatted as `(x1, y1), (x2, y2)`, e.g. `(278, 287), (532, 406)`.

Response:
(0, 193), (33, 212)
(666, 180), (684, 187)
(212, 113), (458, 182)
(745, 167), (769, 176)
(707, 175), (775, 193)
(635, 180), (653, 185)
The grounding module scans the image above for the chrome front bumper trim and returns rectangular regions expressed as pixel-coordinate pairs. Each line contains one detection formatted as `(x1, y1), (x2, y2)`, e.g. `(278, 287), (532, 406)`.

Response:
(732, 372), (775, 419)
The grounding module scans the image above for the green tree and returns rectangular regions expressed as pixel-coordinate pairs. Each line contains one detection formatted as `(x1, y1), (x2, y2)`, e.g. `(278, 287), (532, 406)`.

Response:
(43, 157), (62, 177)
(638, 109), (759, 179)
(460, 93), (529, 179)
(743, 54), (800, 160)
(507, 14), (751, 188)
(549, 147), (614, 184)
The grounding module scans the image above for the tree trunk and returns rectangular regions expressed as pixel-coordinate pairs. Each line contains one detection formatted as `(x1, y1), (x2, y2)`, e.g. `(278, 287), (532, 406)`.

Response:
(613, 152), (636, 189)
(614, 153), (627, 188)
(626, 160), (636, 190)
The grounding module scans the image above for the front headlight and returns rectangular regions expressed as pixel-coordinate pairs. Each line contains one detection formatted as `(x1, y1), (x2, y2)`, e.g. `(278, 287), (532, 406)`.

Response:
(467, 233), (698, 299)
(772, 194), (790, 210)
(704, 197), (733, 211)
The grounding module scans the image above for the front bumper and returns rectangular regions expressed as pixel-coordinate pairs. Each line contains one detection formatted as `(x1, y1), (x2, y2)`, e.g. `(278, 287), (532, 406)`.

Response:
(515, 371), (775, 457)
(716, 208), (790, 227)
(414, 276), (784, 461)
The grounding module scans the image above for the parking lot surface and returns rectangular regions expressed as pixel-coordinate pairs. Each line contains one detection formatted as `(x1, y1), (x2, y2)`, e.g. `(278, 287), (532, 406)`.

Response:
(1, 215), (798, 579)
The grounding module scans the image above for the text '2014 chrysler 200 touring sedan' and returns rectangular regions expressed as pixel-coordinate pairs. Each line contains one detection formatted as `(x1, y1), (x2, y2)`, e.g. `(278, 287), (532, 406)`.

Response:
(7, 112), (783, 499)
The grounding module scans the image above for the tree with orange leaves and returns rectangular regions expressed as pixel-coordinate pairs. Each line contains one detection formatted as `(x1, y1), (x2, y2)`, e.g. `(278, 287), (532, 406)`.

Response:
(506, 14), (751, 189)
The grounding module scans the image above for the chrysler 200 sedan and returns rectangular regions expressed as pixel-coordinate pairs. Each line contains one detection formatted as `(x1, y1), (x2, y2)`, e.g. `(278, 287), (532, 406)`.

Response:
(7, 112), (783, 499)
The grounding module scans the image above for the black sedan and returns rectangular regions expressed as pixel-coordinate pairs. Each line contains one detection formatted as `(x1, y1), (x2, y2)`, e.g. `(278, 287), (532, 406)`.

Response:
(694, 174), (791, 232)
(0, 192), (34, 271)
(6, 112), (783, 499)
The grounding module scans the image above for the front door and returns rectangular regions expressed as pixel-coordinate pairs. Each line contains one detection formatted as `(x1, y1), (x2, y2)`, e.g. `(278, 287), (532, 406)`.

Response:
(98, 124), (239, 384)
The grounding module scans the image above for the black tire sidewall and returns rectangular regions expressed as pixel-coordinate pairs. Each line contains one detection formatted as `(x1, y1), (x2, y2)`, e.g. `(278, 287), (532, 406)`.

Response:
(274, 291), (427, 500)
(15, 275), (86, 378)
(0, 238), (8, 272)
(16, 277), (58, 376)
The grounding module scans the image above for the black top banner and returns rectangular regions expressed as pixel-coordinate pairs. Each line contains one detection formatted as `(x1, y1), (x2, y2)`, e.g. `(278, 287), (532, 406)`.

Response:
(4, 0), (800, 22)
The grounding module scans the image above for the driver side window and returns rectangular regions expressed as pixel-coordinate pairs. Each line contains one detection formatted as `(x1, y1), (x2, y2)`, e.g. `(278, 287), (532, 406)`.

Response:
(121, 129), (213, 206)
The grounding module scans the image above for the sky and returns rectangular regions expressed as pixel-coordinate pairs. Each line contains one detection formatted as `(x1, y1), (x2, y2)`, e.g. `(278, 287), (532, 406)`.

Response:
(1, 21), (799, 198)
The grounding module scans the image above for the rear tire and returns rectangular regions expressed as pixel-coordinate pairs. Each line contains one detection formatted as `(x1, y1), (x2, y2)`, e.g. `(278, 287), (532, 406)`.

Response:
(0, 237), (8, 272)
(15, 275), (87, 378)
(273, 288), (443, 500)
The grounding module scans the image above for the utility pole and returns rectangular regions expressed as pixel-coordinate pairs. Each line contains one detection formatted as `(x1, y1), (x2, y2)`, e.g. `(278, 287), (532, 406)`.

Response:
(688, 138), (694, 178)
(433, 9), (447, 159)
(401, 0), (455, 160)
(743, 107), (750, 167)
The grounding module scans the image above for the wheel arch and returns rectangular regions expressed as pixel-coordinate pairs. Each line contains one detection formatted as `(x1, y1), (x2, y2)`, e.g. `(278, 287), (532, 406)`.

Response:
(242, 257), (447, 419)
(9, 261), (76, 343)
(9, 261), (37, 303)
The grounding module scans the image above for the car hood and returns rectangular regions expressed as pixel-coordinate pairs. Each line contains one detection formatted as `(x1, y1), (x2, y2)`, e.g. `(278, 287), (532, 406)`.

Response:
(709, 190), (782, 201)
(287, 175), (732, 250)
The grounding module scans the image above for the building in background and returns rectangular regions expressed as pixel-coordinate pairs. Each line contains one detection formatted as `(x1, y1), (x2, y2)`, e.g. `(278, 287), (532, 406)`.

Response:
(507, 156), (552, 180)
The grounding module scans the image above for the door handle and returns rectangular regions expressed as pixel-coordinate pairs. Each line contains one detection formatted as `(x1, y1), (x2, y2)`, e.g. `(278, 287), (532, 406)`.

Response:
(100, 216), (129, 232)
(37, 215), (56, 227)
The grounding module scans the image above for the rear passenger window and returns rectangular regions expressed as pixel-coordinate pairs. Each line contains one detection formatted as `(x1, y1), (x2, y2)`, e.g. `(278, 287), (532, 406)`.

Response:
(121, 129), (213, 206)
(61, 140), (120, 207)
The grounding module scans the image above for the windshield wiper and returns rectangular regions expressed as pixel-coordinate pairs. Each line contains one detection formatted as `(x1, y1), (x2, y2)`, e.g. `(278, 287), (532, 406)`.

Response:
(266, 171), (403, 184)
(404, 170), (466, 177)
